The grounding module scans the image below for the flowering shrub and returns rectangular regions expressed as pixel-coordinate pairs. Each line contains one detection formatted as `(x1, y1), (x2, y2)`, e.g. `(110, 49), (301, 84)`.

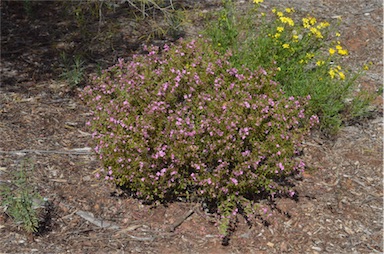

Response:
(206, 0), (373, 134)
(81, 37), (318, 236)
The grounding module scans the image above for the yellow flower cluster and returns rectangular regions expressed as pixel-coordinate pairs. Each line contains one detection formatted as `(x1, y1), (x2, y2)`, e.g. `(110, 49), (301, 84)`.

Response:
(310, 27), (323, 39)
(335, 44), (348, 55)
(329, 42), (348, 56)
(328, 65), (345, 80)
(302, 16), (330, 39)
(253, 0), (264, 4)
(272, 7), (295, 26)
(302, 16), (316, 28)
(280, 16), (295, 26)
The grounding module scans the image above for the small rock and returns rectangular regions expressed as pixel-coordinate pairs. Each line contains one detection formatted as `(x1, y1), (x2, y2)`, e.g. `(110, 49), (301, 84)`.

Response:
(267, 242), (275, 248)
(311, 246), (322, 251)
(240, 231), (251, 238)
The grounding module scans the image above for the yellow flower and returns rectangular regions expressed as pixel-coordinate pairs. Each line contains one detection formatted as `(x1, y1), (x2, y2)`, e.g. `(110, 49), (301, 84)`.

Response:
(274, 33), (281, 38)
(253, 0), (264, 3)
(338, 71), (345, 80)
(329, 48), (336, 56)
(272, 8), (277, 13)
(338, 49), (348, 55)
(277, 26), (284, 32)
(363, 64), (369, 70)
(282, 43), (290, 49)
(261, 12), (266, 17)
(309, 17), (317, 25)
(280, 17), (294, 26)
(292, 34), (299, 42)
(335, 32), (341, 37)
(309, 27), (317, 34)
(316, 32), (323, 39)
(285, 8), (294, 13)
(329, 69), (336, 79)
(277, 67), (281, 71)
(316, 60), (325, 66)
(310, 27), (323, 39)
(277, 11), (284, 17)
(317, 21), (330, 29)
(302, 17), (310, 28)
(299, 59), (305, 64)
(335, 45), (348, 55)
(306, 53), (314, 59)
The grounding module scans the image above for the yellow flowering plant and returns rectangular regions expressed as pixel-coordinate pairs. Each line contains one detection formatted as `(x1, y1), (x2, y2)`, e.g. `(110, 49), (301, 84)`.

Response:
(205, 1), (374, 134)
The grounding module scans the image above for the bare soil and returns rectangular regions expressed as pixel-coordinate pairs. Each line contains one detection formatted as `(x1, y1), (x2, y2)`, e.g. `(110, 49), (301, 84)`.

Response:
(1, 1), (383, 253)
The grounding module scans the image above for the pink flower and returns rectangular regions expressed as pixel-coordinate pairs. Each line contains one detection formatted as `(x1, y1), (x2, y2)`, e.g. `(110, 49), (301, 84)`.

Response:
(230, 178), (238, 185)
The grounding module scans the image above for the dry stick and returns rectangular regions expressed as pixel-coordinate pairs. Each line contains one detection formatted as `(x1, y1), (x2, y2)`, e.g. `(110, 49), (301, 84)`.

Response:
(0, 149), (93, 155)
(167, 204), (199, 232)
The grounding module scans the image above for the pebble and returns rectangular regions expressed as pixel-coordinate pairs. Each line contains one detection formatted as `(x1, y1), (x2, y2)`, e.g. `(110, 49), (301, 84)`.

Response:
(311, 246), (322, 251)
(83, 175), (91, 181)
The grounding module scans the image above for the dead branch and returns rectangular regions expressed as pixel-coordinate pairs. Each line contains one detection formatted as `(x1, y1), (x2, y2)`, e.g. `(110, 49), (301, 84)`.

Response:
(167, 204), (199, 232)
(0, 148), (93, 155)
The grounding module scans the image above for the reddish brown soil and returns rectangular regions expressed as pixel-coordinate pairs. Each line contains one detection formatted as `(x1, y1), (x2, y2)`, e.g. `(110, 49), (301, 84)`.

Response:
(1, 1), (382, 253)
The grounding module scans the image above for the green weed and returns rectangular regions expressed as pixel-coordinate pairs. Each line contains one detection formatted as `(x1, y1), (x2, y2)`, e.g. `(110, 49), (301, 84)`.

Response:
(0, 159), (44, 233)
(59, 53), (85, 88)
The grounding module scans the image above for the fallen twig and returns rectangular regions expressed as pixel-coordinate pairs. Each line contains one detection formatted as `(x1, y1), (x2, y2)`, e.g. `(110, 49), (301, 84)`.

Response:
(126, 234), (155, 241)
(167, 204), (199, 232)
(0, 148), (93, 155)
(115, 224), (143, 235)
(76, 210), (119, 229)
